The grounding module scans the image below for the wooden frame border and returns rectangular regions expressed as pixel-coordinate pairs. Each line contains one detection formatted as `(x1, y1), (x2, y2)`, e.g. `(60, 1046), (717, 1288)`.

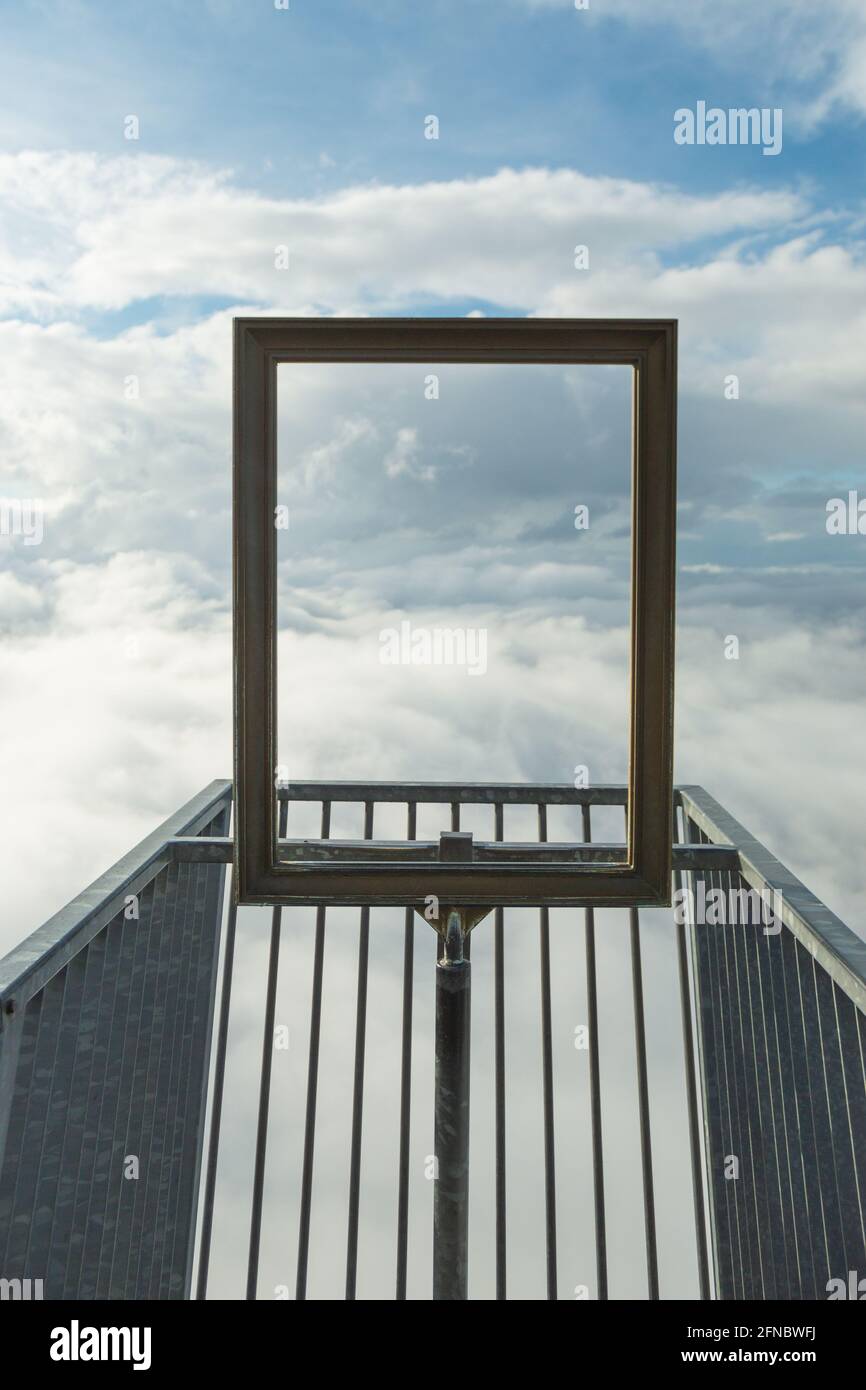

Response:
(233, 317), (677, 907)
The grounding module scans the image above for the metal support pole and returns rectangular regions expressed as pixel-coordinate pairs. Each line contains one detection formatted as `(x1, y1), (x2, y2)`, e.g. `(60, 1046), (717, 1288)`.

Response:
(433, 908), (471, 1300)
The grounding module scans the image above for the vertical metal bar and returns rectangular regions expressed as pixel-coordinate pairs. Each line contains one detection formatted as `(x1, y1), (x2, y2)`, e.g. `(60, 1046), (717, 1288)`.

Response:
(627, 850), (659, 1303)
(395, 801), (416, 1300)
(147, 860), (198, 1298)
(726, 869), (771, 1299)
(689, 824), (735, 1299)
(433, 909), (471, 1300)
(450, 802), (469, 963)
(673, 810), (710, 1300)
(163, 854), (213, 1298)
(174, 804), (231, 1298)
(246, 798), (288, 1300)
(833, 984), (866, 1270)
(494, 802), (506, 1301)
(295, 800), (331, 1300)
(195, 887), (238, 1299)
(711, 856), (750, 1301)
(582, 803), (607, 1300)
(345, 800), (374, 1300)
(537, 803), (558, 1300)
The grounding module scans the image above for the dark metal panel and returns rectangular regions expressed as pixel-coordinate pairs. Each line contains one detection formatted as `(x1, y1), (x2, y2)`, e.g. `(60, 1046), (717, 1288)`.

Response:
(778, 923), (830, 1295)
(95, 878), (158, 1298)
(834, 985), (866, 1269)
(24, 952), (86, 1280)
(0, 1004), (26, 1213)
(4, 972), (66, 1279)
(129, 863), (183, 1297)
(60, 924), (115, 1298)
(150, 861), (200, 1298)
(813, 958), (865, 1281)
(760, 922), (812, 1297)
(110, 870), (169, 1297)
(737, 891), (789, 1298)
(795, 939), (847, 1287)
(82, 891), (149, 1298)
(45, 937), (103, 1296)
(757, 910), (809, 1298)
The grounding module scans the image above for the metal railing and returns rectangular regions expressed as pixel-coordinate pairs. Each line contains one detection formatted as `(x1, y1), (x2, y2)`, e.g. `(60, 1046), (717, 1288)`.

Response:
(679, 786), (866, 1301)
(0, 781), (231, 1299)
(1, 780), (863, 1300)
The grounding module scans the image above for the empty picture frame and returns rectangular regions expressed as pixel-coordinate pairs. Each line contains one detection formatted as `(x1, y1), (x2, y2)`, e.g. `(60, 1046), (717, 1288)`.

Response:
(233, 317), (677, 907)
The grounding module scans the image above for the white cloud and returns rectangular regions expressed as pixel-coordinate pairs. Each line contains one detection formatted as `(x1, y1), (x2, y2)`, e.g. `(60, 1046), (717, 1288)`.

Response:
(0, 152), (806, 318)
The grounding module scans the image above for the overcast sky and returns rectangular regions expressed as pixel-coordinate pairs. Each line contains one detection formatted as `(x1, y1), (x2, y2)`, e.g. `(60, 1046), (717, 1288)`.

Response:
(1, 0), (865, 1299)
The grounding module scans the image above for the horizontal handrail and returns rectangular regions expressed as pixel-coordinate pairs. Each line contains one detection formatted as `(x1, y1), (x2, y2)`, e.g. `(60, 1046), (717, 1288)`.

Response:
(0, 779), (232, 1016)
(170, 835), (737, 871)
(276, 781), (630, 805)
(678, 785), (866, 1012)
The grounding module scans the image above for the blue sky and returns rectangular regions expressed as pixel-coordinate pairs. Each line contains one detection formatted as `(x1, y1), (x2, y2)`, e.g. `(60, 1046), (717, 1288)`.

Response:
(2, 1), (865, 213)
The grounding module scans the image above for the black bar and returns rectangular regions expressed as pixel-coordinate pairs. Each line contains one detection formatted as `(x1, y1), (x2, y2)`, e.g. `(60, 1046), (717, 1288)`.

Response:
(537, 805), (558, 1300)
(195, 885), (238, 1299)
(494, 803), (506, 1300)
(582, 804), (607, 1300)
(295, 801), (331, 1300)
(345, 801), (374, 1299)
(395, 802), (416, 1300)
(246, 798), (288, 1299)
(630, 902), (660, 1299)
(277, 781), (630, 806)
(433, 912), (471, 1300)
(673, 810), (711, 1301)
